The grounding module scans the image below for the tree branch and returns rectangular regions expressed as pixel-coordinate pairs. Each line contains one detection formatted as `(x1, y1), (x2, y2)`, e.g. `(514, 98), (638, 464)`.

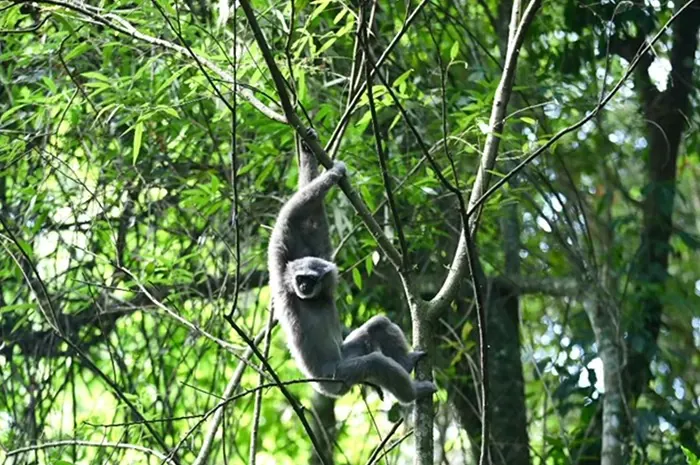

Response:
(22, 0), (286, 122)
(427, 0), (541, 316)
(237, 0), (403, 270)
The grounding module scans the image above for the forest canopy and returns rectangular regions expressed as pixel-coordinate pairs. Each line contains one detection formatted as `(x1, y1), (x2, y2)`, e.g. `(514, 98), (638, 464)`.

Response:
(0, 1), (699, 465)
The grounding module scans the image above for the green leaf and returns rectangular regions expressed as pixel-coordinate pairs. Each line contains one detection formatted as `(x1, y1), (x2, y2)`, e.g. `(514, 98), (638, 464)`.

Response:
(309, 0), (333, 22)
(352, 268), (362, 290)
(460, 321), (473, 341)
(41, 76), (58, 93)
(157, 106), (180, 118)
(0, 104), (28, 123)
(364, 255), (374, 276)
(155, 0), (177, 16)
(132, 121), (144, 165)
(450, 41), (459, 60)
(155, 65), (194, 98)
(392, 69), (413, 89)
(15, 238), (33, 259)
(317, 36), (338, 55)
(82, 71), (111, 82)
(64, 42), (90, 61)
(297, 68), (307, 103)
(333, 8), (348, 24)
(682, 446), (699, 465)
(0, 303), (37, 314)
(520, 116), (537, 125)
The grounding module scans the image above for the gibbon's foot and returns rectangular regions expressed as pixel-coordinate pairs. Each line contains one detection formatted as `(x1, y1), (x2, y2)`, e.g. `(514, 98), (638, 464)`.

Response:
(364, 382), (385, 401)
(408, 351), (427, 372)
(414, 381), (438, 399)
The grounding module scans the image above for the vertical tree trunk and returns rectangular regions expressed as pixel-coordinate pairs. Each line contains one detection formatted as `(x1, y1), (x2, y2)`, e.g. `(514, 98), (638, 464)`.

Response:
(574, 6), (700, 465)
(487, 279), (530, 465)
(411, 298), (436, 465)
(586, 300), (624, 465)
(627, 6), (700, 402)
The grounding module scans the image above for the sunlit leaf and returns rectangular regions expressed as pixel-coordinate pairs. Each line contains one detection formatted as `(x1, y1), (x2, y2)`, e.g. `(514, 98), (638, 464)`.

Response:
(132, 121), (144, 165)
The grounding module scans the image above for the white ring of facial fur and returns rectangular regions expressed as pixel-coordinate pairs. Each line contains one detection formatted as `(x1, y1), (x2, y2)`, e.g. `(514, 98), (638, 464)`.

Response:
(285, 257), (338, 299)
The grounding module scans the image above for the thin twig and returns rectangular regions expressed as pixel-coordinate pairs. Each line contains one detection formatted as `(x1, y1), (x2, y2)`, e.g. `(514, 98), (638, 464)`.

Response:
(368, 429), (414, 465)
(363, 418), (405, 465)
(226, 0), (242, 320)
(223, 311), (331, 465)
(249, 308), (276, 464)
(6, 440), (175, 464)
(190, 329), (267, 465)
(359, 3), (408, 267)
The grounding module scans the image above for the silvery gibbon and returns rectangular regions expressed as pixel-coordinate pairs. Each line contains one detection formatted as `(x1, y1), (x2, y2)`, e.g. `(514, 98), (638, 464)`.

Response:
(267, 129), (436, 404)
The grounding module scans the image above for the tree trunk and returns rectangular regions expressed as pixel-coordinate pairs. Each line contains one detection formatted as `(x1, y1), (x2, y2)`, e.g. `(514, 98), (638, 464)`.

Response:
(411, 298), (436, 465)
(627, 5), (700, 403)
(586, 300), (624, 465)
(487, 279), (530, 465)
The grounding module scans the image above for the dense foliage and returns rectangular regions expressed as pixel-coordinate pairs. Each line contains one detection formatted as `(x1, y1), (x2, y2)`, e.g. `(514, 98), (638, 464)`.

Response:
(1, 1), (698, 464)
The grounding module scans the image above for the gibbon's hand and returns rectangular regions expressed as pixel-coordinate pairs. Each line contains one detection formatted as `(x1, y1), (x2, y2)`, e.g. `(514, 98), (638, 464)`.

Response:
(306, 127), (319, 141)
(330, 161), (347, 179)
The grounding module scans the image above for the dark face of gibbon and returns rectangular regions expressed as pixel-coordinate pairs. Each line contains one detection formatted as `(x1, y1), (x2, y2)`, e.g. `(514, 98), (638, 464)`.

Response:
(286, 257), (338, 300)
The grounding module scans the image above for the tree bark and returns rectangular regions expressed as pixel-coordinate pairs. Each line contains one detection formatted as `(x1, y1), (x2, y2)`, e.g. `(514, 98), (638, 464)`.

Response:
(586, 300), (624, 465)
(441, 278), (530, 465)
(487, 279), (530, 465)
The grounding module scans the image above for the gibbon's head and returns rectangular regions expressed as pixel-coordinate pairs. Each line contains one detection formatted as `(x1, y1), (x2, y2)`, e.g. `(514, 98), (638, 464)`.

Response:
(286, 257), (338, 300)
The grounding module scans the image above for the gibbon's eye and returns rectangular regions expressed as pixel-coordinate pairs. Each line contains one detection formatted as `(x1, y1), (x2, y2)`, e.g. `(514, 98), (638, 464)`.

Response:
(295, 274), (317, 294)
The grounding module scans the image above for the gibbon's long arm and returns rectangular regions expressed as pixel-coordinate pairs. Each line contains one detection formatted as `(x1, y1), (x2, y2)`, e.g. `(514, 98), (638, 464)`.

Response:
(298, 128), (322, 187)
(267, 161), (345, 291)
(297, 128), (333, 260)
(275, 162), (346, 228)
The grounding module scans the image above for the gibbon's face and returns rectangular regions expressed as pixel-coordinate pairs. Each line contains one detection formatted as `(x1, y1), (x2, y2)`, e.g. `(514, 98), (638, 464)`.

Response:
(294, 273), (323, 298)
(287, 257), (337, 300)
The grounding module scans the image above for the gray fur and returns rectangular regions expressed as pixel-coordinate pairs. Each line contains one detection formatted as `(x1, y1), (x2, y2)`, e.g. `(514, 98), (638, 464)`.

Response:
(268, 129), (436, 404)
(297, 128), (333, 259)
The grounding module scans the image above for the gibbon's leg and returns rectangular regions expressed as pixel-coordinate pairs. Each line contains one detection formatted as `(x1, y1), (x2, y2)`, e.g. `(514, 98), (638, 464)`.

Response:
(276, 161), (346, 227)
(335, 352), (436, 404)
(340, 331), (386, 400)
(343, 315), (426, 374)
